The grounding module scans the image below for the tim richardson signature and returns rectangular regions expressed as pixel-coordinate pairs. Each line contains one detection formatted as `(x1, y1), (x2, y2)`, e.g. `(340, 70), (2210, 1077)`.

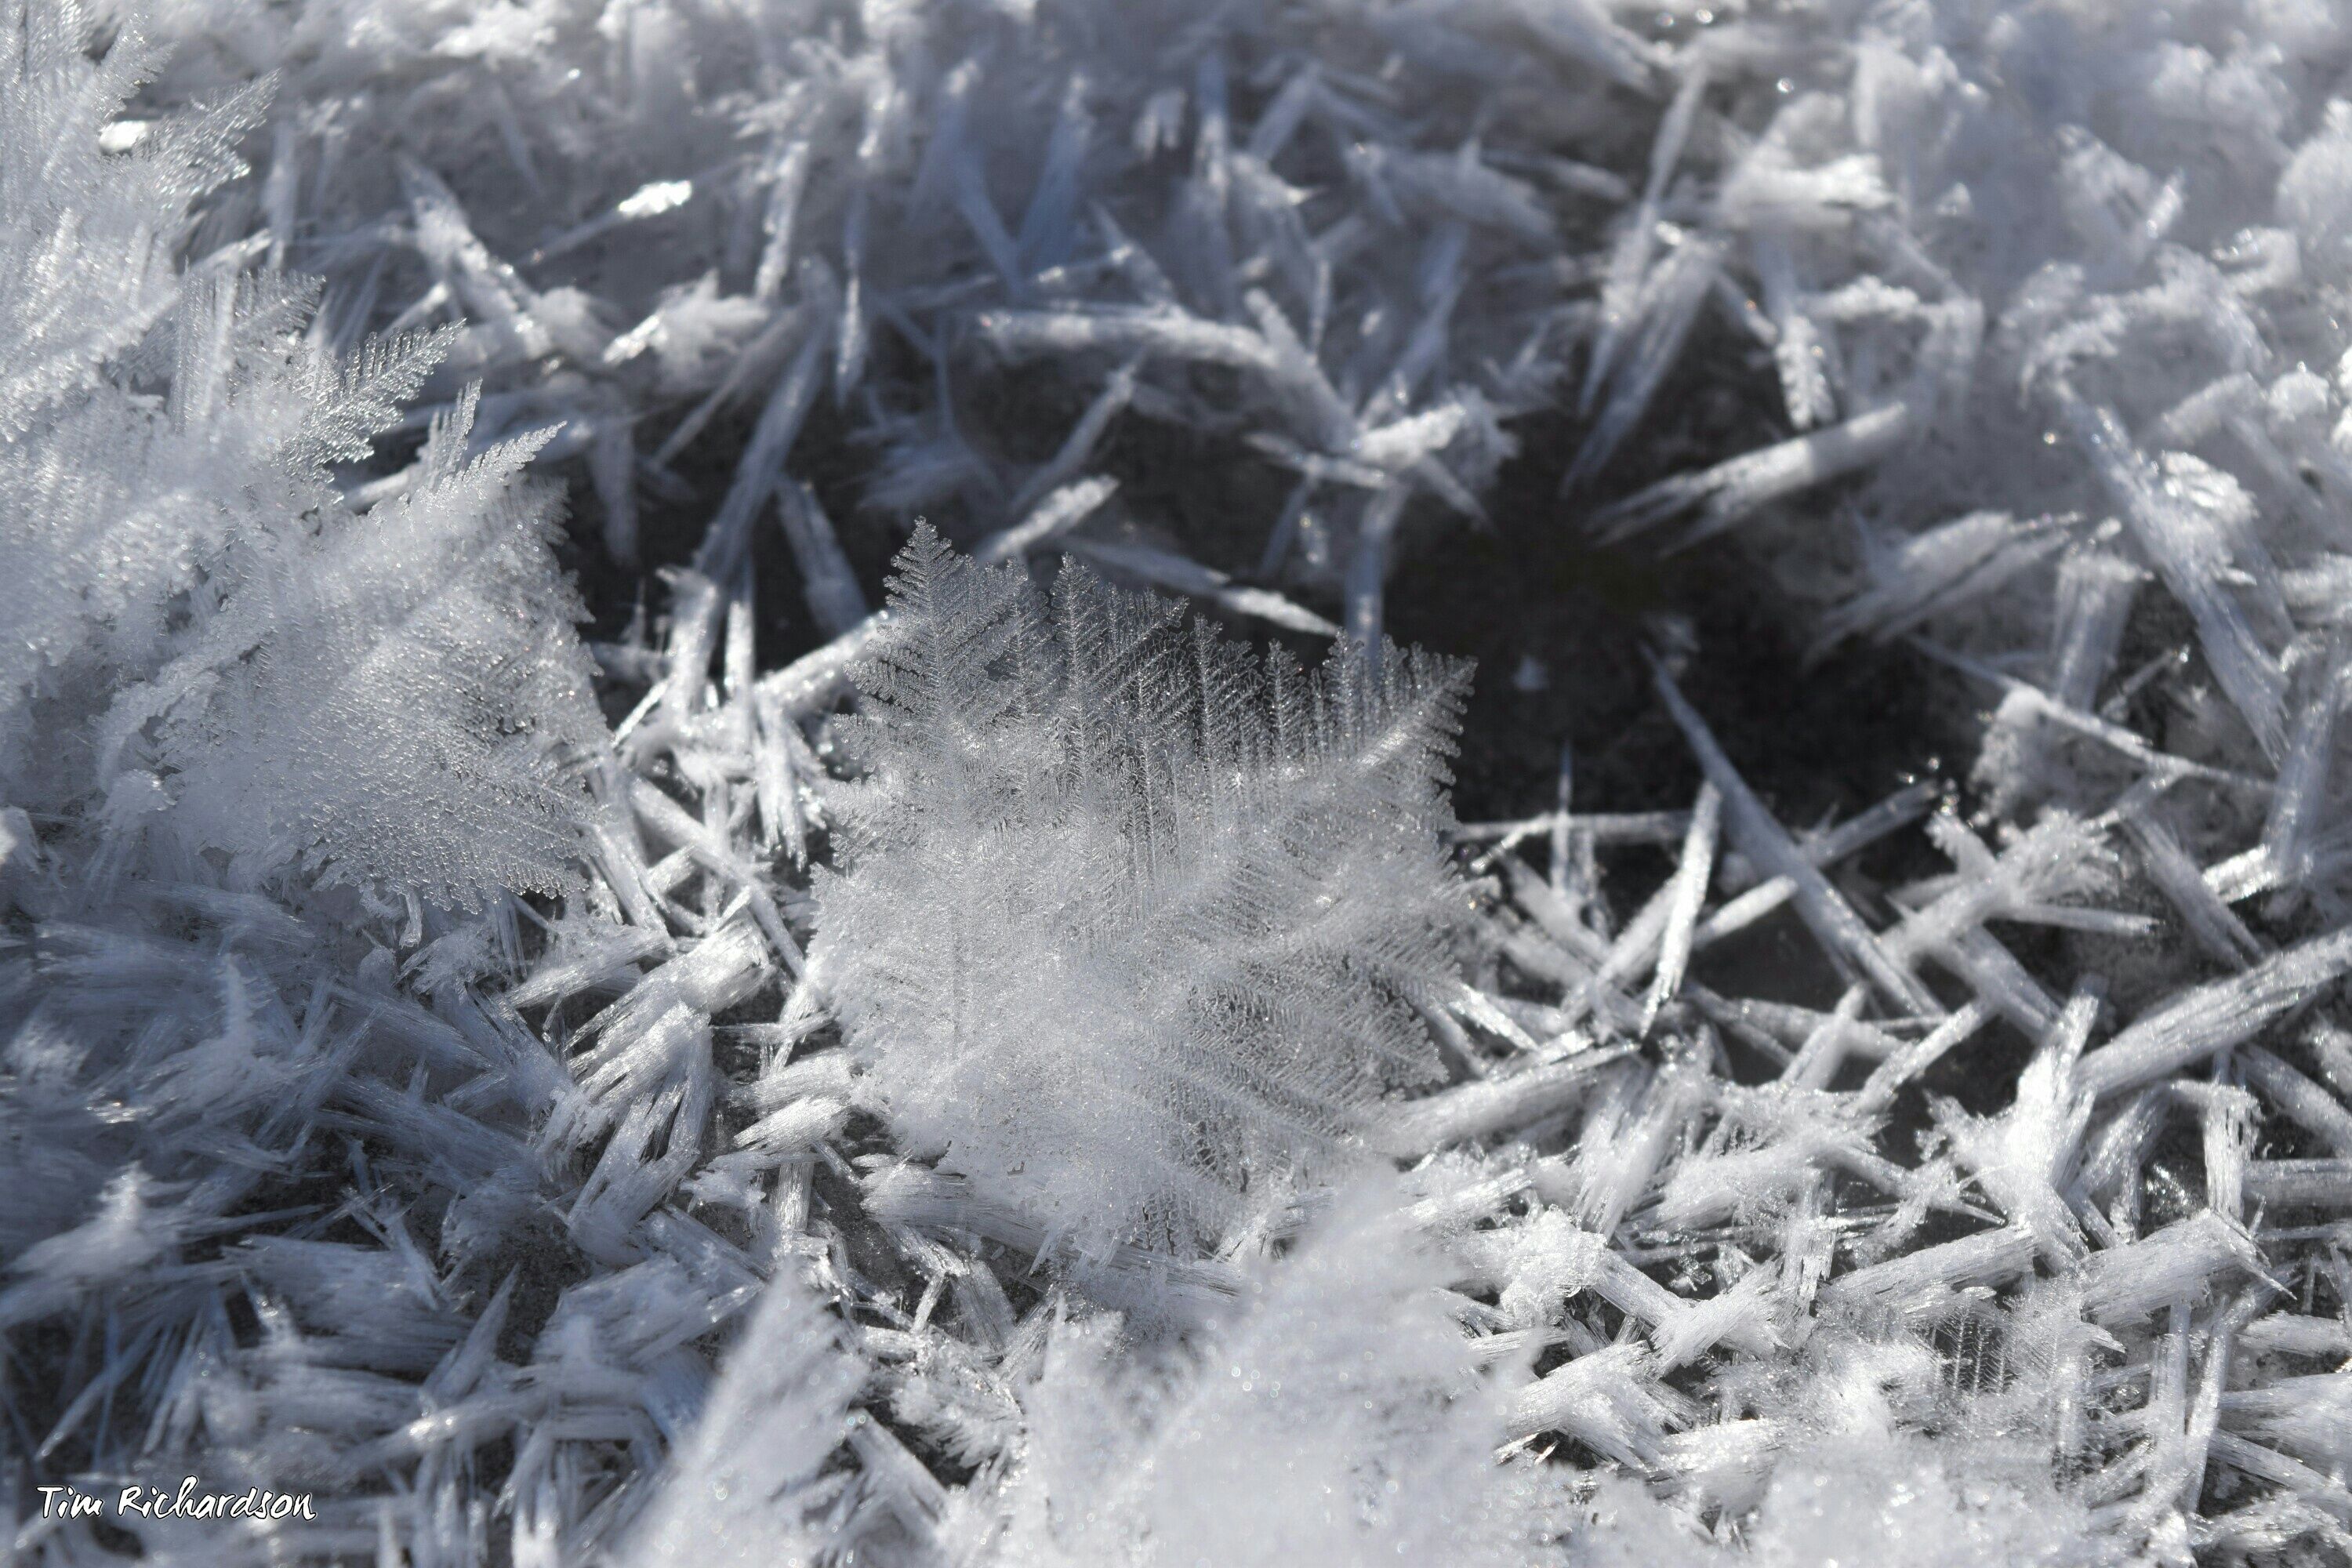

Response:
(38, 1479), (318, 1523)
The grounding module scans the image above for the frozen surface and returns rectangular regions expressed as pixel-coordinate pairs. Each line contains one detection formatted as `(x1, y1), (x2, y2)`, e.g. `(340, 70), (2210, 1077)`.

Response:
(9, 0), (2352, 1564)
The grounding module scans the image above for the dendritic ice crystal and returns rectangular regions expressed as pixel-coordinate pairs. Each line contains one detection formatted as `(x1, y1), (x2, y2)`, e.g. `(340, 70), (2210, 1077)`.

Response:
(812, 524), (1472, 1257)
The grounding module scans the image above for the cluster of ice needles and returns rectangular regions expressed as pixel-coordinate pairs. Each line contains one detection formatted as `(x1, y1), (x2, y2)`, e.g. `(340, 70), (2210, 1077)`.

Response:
(13, 0), (2352, 1563)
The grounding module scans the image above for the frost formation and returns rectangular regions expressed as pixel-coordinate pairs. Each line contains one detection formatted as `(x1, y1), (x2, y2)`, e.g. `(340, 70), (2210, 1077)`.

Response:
(10, 0), (2352, 1566)
(815, 524), (1469, 1260)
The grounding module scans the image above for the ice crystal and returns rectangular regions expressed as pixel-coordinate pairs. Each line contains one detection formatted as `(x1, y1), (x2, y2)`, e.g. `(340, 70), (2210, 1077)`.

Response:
(0, 10), (603, 909)
(812, 525), (1470, 1258)
(975, 1188), (1564, 1567)
(19, 0), (2352, 1563)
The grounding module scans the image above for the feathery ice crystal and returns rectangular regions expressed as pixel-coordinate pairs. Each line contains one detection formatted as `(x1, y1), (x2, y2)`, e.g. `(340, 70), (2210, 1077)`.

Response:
(813, 525), (1471, 1258)
(0, 1), (602, 910)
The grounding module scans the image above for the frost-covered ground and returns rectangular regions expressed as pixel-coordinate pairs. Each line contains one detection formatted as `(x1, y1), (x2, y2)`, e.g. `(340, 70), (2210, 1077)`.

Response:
(11, 0), (2352, 1563)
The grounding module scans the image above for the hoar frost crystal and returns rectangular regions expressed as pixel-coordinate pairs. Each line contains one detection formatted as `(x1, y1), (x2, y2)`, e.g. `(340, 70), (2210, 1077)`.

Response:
(812, 524), (1470, 1260)
(13, 0), (2352, 1564)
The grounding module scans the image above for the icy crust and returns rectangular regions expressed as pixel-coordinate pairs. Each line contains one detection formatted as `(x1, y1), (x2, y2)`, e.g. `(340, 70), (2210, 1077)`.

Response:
(14, 0), (2352, 1565)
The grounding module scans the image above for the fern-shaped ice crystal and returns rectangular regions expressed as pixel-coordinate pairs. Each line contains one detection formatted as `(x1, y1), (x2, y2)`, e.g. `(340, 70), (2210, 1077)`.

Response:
(812, 525), (1472, 1258)
(0, 5), (606, 911)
